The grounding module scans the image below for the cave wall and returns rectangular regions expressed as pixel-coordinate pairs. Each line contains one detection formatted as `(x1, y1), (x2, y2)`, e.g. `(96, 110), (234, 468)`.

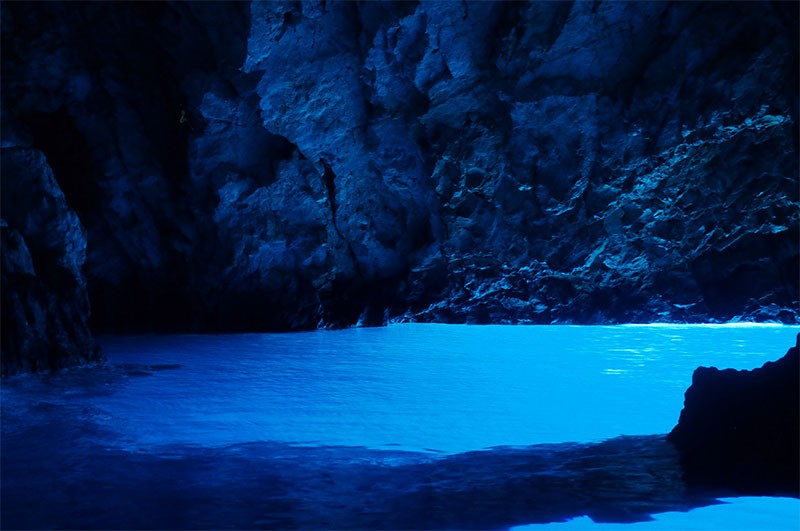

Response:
(0, 148), (101, 375)
(1, 1), (798, 368)
(240, 1), (799, 325)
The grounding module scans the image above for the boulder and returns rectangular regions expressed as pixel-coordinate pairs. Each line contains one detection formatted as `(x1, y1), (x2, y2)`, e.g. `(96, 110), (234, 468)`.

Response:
(667, 334), (799, 495)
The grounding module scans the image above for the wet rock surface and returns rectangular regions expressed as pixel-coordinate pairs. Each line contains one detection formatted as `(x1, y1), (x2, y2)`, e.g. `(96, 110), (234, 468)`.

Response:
(1, 1), (798, 355)
(668, 334), (800, 496)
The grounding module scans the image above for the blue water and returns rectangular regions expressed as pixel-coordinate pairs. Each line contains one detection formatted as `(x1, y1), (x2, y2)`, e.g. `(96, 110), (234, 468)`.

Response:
(516, 497), (800, 530)
(95, 323), (797, 452)
(2, 324), (798, 529)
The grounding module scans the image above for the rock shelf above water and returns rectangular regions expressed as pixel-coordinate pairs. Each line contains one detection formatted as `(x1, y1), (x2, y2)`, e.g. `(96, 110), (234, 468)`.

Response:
(668, 334), (800, 496)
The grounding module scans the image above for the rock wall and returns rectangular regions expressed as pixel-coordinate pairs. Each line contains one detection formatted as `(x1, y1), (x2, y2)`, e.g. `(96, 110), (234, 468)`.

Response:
(1, 148), (101, 375)
(1, 2), (798, 357)
(241, 1), (799, 326)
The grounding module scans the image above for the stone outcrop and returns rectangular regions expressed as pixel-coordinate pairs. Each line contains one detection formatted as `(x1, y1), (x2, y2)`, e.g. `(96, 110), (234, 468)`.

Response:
(0, 149), (101, 375)
(1, 1), (797, 361)
(667, 334), (800, 496)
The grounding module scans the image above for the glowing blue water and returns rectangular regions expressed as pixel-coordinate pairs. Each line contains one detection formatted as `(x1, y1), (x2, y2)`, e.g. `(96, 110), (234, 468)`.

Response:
(2, 324), (798, 529)
(516, 497), (800, 530)
(95, 323), (796, 453)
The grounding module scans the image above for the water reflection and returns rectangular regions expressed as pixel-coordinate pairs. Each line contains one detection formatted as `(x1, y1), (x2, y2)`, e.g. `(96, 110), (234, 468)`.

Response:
(2, 425), (725, 529)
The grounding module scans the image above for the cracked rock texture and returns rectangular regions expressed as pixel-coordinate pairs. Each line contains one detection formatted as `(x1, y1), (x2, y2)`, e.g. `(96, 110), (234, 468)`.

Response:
(1, 1), (798, 368)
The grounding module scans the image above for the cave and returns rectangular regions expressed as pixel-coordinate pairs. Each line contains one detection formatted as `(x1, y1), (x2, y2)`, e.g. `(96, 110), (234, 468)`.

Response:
(1, 1), (798, 529)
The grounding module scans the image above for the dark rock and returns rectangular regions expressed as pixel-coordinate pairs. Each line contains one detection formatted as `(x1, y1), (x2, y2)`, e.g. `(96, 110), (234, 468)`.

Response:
(0, 148), (101, 376)
(667, 334), (800, 496)
(0, 1), (797, 352)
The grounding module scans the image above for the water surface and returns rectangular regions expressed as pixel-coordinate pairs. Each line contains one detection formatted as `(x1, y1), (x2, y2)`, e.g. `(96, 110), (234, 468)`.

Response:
(96, 323), (799, 452)
(2, 324), (797, 529)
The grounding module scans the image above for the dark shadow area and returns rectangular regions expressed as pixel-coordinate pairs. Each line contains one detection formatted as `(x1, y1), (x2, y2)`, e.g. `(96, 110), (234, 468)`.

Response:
(0, 432), (732, 530)
(0, 364), (729, 531)
(22, 109), (102, 219)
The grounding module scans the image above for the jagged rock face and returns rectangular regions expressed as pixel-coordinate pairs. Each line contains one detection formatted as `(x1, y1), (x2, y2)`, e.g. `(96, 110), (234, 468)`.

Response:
(1, 1), (798, 338)
(242, 1), (799, 325)
(2, 2), (255, 333)
(667, 335), (800, 496)
(0, 149), (101, 375)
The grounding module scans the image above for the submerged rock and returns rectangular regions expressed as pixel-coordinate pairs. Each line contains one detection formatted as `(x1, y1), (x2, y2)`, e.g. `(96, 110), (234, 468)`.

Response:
(667, 334), (800, 495)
